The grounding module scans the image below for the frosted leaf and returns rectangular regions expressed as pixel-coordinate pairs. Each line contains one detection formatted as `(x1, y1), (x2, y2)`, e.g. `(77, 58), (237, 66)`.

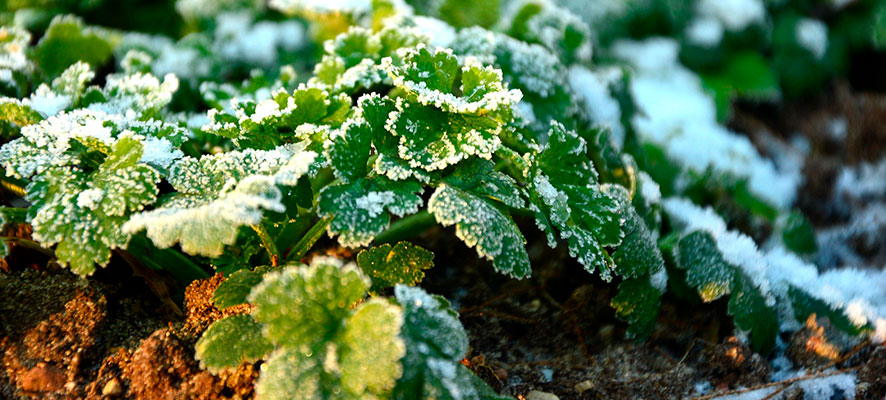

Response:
(249, 262), (370, 349)
(387, 99), (502, 172)
(194, 315), (273, 373)
(122, 176), (284, 256)
(428, 184), (531, 278)
(318, 177), (423, 247)
(0, 98), (42, 135)
(381, 45), (522, 115)
(254, 348), (323, 400)
(338, 299), (405, 395)
(326, 119), (372, 183)
(88, 72), (179, 115)
(728, 272), (778, 354)
(443, 158), (525, 210)
(676, 231), (735, 302)
(392, 285), (507, 399)
(503, 0), (593, 63)
(611, 275), (662, 340)
(0, 27), (34, 92)
(28, 136), (160, 276)
(373, 154), (432, 184)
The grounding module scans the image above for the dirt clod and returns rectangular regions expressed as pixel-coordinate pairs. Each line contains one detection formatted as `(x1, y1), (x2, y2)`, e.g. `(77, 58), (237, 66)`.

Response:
(20, 362), (65, 393)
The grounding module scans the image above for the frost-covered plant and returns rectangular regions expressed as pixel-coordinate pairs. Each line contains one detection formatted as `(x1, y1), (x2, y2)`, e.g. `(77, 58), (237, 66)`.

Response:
(195, 257), (509, 399)
(1, 2), (882, 393)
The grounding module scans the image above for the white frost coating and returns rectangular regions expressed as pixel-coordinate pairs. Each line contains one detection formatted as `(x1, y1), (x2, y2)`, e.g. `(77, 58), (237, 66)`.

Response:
(25, 85), (72, 117)
(567, 65), (625, 147)
(613, 38), (799, 209)
(650, 267), (668, 292)
(269, 0), (371, 14)
(685, 16), (724, 47)
(123, 175), (286, 257)
(638, 171), (661, 205)
(355, 191), (397, 218)
(76, 189), (105, 210)
(835, 158), (886, 201)
(697, 0), (765, 31)
(664, 197), (886, 341)
(797, 372), (856, 399)
(413, 16), (456, 48)
(89, 72), (179, 114)
(795, 18), (829, 60)
(215, 12), (305, 66)
(140, 136), (184, 169)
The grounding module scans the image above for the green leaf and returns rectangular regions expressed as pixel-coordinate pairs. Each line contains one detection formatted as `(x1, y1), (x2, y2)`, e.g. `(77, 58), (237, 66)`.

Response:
(728, 272), (778, 354)
(327, 119), (372, 183)
(676, 231), (734, 302)
(212, 268), (267, 309)
(611, 187), (665, 281)
(195, 315), (274, 373)
(338, 298), (405, 396)
(249, 261), (370, 349)
(255, 348), (324, 400)
(443, 158), (525, 210)
(393, 285), (510, 400)
(787, 285), (869, 337)
(33, 15), (115, 78)
(611, 274), (662, 340)
(0, 100), (42, 135)
(28, 136), (159, 275)
(357, 242), (434, 292)
(428, 184), (531, 278)
(781, 210), (817, 255)
(318, 177), (424, 248)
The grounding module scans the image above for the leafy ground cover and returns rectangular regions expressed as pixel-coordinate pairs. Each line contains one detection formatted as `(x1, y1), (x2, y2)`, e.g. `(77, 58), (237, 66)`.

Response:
(1, 0), (886, 399)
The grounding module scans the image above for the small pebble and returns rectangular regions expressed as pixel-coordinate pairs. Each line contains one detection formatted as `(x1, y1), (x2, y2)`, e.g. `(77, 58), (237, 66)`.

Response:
(525, 390), (559, 400)
(102, 378), (123, 397)
(574, 379), (594, 392)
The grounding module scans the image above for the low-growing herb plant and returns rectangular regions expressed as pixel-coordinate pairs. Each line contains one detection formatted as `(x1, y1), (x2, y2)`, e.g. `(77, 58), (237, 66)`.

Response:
(1, 0), (884, 397)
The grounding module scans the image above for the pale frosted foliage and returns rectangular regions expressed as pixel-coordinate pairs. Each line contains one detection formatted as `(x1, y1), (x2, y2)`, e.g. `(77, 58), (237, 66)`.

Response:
(89, 72), (179, 114)
(429, 185), (531, 278)
(122, 176), (284, 257)
(22, 61), (95, 117)
(244, 263), (407, 400)
(503, 0), (593, 62)
(124, 147), (317, 257)
(697, 0), (766, 31)
(339, 299), (405, 395)
(795, 18), (829, 60)
(0, 27), (33, 90)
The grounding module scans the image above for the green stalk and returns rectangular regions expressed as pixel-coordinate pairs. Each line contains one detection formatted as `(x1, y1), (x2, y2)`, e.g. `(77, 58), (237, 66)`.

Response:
(252, 221), (280, 266)
(0, 178), (27, 198)
(286, 215), (333, 263)
(0, 236), (56, 258)
(373, 211), (436, 245)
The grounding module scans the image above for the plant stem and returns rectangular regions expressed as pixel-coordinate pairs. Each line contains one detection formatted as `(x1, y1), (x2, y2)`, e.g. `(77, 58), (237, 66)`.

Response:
(0, 178), (26, 198)
(252, 222), (280, 267)
(373, 211), (436, 245)
(286, 215), (333, 263)
(0, 236), (56, 258)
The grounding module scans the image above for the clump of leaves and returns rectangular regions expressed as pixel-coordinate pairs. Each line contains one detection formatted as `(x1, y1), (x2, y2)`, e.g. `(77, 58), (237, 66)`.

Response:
(195, 257), (509, 399)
